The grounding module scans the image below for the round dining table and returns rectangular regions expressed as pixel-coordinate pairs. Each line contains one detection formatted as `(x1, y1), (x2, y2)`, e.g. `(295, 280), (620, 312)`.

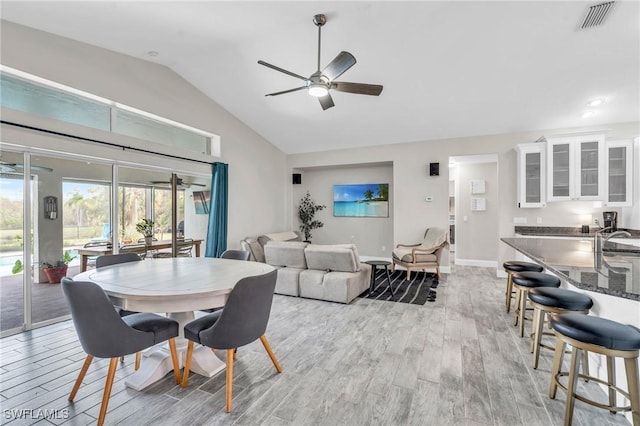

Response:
(73, 257), (275, 391)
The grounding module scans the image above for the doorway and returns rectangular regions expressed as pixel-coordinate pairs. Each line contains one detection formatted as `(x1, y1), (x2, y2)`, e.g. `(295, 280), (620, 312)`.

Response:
(448, 154), (499, 267)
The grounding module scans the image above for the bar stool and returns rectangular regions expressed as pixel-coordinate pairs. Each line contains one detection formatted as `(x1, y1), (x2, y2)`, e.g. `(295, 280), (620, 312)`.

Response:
(549, 314), (640, 426)
(512, 271), (560, 337)
(503, 261), (543, 313)
(528, 287), (593, 369)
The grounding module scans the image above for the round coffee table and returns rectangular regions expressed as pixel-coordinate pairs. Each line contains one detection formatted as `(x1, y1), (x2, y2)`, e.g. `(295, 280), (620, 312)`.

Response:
(364, 260), (395, 296)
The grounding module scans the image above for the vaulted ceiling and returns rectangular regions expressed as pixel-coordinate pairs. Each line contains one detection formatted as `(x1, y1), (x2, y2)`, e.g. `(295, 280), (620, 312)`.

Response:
(2, 1), (639, 154)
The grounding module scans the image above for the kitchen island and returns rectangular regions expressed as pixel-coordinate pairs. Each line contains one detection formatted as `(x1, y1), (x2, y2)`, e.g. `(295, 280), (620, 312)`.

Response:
(501, 236), (639, 425)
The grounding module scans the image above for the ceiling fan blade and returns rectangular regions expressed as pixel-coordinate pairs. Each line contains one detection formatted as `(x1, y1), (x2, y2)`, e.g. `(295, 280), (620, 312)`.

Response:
(322, 51), (356, 81)
(265, 86), (308, 97)
(318, 93), (335, 110)
(258, 60), (308, 82)
(331, 82), (383, 96)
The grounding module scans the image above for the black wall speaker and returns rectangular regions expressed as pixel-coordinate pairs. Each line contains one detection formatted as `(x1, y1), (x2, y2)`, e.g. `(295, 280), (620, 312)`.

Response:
(429, 162), (440, 176)
(292, 173), (302, 184)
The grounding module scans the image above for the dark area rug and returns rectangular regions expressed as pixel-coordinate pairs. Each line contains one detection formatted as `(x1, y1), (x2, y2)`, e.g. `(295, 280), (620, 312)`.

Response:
(360, 269), (441, 305)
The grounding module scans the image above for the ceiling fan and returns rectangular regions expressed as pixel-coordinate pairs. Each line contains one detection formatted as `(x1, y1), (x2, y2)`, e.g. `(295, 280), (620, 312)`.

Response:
(0, 161), (53, 173)
(150, 177), (206, 188)
(258, 14), (383, 110)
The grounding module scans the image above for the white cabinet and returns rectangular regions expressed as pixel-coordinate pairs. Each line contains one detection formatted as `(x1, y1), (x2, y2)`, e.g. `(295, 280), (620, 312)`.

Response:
(516, 143), (545, 208)
(546, 133), (605, 201)
(605, 139), (633, 207)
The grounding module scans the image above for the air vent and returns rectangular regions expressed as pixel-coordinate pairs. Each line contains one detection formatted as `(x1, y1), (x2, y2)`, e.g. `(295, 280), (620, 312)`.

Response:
(579, 1), (615, 29)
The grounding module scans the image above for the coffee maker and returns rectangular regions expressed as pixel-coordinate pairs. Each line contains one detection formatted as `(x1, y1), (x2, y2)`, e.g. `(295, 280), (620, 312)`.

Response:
(603, 211), (617, 232)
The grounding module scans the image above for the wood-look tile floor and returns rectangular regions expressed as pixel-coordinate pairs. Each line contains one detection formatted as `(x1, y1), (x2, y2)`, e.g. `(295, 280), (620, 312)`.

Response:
(0, 265), (633, 425)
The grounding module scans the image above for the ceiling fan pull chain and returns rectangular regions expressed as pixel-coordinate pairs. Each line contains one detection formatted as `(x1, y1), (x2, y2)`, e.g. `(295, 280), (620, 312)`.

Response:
(316, 24), (322, 72)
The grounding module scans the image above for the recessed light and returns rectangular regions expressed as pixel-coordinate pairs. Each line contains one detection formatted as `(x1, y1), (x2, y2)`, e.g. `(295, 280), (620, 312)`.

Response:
(586, 98), (605, 107)
(147, 51), (159, 57)
(581, 110), (595, 119)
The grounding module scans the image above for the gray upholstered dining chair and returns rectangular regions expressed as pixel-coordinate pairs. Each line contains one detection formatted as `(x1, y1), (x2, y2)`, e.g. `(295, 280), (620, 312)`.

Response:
(181, 270), (282, 413)
(96, 253), (143, 365)
(61, 277), (180, 426)
(95, 252), (141, 268)
(220, 249), (251, 261)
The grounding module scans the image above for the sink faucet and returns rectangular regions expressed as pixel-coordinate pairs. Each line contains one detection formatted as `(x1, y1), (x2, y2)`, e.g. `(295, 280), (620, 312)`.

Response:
(594, 227), (631, 252)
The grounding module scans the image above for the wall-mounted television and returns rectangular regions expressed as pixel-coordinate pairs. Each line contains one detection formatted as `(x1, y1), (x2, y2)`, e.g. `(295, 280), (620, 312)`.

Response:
(333, 183), (389, 217)
(193, 190), (210, 215)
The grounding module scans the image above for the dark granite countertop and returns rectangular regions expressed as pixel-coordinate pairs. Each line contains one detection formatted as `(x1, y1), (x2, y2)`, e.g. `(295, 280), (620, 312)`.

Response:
(501, 237), (640, 301)
(514, 226), (640, 239)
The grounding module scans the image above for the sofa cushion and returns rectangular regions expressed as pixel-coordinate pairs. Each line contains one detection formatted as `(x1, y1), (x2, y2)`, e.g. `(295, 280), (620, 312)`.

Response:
(273, 266), (303, 296)
(257, 231), (300, 247)
(392, 248), (438, 263)
(304, 243), (361, 272)
(264, 241), (308, 268)
(243, 238), (265, 263)
(299, 267), (370, 304)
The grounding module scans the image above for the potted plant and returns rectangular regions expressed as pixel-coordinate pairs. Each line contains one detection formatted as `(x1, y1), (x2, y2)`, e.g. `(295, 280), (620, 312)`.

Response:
(298, 191), (326, 242)
(136, 218), (154, 245)
(42, 250), (76, 283)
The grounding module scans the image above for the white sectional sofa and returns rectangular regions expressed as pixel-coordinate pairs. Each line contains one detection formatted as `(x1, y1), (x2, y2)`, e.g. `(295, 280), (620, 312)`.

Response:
(263, 241), (371, 304)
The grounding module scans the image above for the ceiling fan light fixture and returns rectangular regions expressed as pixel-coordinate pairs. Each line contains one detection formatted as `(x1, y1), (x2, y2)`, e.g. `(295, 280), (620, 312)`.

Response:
(308, 83), (329, 97)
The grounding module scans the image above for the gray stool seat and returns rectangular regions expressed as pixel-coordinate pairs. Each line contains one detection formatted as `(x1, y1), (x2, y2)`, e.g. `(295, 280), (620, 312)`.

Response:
(503, 261), (544, 314)
(528, 288), (593, 369)
(512, 271), (561, 338)
(503, 260), (543, 273)
(528, 288), (593, 311)
(551, 314), (640, 351)
(549, 314), (640, 426)
(512, 271), (561, 288)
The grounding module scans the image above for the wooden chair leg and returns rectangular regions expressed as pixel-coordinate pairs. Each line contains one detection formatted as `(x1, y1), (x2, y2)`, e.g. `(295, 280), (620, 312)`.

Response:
(69, 355), (93, 401)
(518, 289), (527, 337)
(98, 358), (119, 426)
(233, 348), (237, 361)
(532, 308), (545, 369)
(563, 347), (581, 426)
(181, 341), (195, 388)
(167, 338), (180, 384)
(134, 351), (141, 371)
(260, 335), (282, 373)
(406, 268), (411, 280)
(549, 339), (566, 399)
(624, 356), (640, 426)
(606, 356), (616, 414)
(505, 272), (513, 313)
(120, 356), (125, 364)
(513, 287), (522, 326)
(226, 349), (234, 413)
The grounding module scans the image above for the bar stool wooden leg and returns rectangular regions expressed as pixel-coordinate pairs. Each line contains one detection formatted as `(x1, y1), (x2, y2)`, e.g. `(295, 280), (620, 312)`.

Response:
(606, 356), (617, 414)
(624, 356), (640, 426)
(549, 338), (566, 399)
(563, 346), (582, 426)
(518, 288), (528, 337)
(532, 308), (545, 368)
(506, 272), (513, 313)
(514, 287), (522, 326)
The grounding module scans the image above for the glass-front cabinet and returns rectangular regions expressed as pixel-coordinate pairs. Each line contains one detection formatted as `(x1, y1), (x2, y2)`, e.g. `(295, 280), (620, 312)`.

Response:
(516, 143), (545, 208)
(546, 133), (605, 201)
(605, 139), (633, 207)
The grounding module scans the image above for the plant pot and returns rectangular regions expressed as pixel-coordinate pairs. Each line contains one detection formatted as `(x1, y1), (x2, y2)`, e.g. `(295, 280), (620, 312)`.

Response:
(144, 237), (153, 245)
(43, 265), (68, 284)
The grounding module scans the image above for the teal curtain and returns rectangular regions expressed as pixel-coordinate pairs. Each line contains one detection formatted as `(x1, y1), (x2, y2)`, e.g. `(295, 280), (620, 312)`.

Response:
(205, 162), (228, 257)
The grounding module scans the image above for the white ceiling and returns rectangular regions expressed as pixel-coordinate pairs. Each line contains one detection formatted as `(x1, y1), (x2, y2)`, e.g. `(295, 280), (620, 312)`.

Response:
(1, 1), (639, 154)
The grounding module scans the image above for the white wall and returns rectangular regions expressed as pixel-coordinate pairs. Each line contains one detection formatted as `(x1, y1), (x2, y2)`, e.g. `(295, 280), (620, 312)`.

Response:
(454, 161), (498, 264)
(291, 163), (393, 255)
(0, 21), (288, 249)
(288, 121), (639, 272)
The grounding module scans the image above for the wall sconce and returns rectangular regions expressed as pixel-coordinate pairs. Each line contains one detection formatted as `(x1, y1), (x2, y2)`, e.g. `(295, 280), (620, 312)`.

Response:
(44, 196), (58, 220)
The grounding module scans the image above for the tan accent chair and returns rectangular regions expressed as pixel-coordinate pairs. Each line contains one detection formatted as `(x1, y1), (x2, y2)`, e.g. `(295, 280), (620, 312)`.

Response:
(392, 227), (448, 280)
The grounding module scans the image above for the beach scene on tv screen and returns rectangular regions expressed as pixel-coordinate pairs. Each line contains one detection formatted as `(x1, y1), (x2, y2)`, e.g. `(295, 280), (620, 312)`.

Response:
(333, 183), (389, 217)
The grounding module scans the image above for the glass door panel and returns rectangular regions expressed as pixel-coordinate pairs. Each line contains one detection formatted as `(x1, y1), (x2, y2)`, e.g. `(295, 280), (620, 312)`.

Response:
(32, 155), (112, 325)
(608, 146), (627, 203)
(0, 151), (27, 334)
(552, 143), (570, 197)
(579, 141), (599, 197)
(525, 151), (541, 203)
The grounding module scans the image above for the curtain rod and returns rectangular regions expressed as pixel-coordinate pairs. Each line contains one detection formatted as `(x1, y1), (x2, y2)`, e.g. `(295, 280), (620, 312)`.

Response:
(0, 120), (214, 166)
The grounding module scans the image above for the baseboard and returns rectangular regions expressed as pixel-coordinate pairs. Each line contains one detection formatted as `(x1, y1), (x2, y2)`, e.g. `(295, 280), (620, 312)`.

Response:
(454, 258), (498, 268)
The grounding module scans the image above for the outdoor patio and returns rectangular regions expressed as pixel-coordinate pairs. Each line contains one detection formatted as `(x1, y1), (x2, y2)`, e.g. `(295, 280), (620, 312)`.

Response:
(0, 265), (79, 332)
